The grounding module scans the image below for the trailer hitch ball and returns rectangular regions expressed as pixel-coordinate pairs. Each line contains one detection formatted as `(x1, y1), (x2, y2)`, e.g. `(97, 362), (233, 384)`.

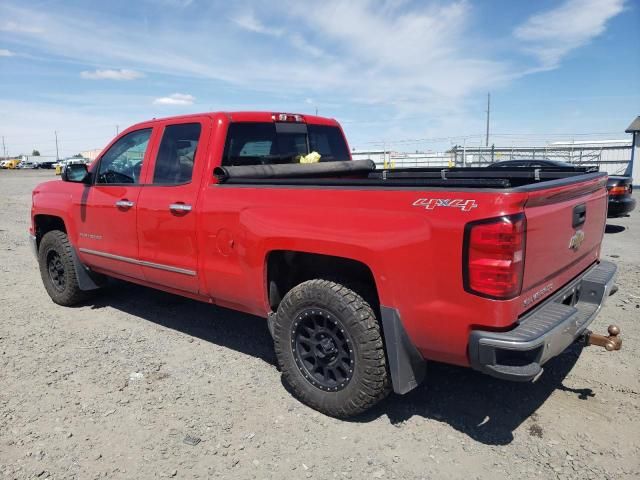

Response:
(585, 325), (622, 351)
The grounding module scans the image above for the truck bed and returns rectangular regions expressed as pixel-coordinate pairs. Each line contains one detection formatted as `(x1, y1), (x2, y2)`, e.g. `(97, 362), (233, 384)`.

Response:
(215, 162), (601, 190)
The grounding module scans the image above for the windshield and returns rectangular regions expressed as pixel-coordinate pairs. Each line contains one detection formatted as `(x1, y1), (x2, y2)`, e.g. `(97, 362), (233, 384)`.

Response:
(222, 122), (350, 166)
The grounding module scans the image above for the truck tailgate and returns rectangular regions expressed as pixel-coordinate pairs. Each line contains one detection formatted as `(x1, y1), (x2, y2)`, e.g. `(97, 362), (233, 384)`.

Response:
(521, 175), (608, 295)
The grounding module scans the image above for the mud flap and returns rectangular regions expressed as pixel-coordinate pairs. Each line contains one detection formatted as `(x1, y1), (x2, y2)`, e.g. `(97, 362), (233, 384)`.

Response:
(380, 306), (426, 394)
(70, 247), (105, 291)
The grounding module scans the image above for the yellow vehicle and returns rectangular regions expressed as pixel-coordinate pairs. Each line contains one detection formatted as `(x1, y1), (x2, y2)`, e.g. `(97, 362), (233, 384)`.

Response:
(3, 158), (21, 169)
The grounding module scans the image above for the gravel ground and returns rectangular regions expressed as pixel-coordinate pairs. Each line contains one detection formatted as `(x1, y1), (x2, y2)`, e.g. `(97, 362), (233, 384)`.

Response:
(1, 169), (639, 480)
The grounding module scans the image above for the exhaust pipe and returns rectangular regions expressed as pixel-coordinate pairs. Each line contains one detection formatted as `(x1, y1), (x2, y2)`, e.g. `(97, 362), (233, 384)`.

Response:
(583, 325), (622, 351)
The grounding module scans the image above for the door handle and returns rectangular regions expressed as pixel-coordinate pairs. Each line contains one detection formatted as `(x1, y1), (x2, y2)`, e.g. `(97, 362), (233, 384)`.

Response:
(115, 200), (135, 209)
(169, 203), (192, 213)
(572, 203), (586, 228)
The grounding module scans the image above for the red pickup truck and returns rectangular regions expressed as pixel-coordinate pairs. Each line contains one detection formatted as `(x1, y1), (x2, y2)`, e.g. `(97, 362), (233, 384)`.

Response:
(30, 112), (621, 417)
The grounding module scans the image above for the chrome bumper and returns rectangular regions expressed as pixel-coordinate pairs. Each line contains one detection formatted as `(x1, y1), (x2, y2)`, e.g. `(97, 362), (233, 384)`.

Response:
(469, 261), (617, 382)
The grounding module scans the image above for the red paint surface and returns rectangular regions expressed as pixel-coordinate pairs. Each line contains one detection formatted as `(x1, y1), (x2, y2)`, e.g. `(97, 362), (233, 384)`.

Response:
(31, 112), (608, 367)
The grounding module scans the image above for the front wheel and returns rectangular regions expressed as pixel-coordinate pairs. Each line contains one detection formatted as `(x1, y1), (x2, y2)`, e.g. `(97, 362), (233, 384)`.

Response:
(38, 230), (88, 306)
(273, 279), (390, 417)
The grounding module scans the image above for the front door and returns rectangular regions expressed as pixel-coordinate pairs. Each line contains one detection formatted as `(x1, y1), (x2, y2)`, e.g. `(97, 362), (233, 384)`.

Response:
(76, 127), (154, 280)
(136, 119), (209, 293)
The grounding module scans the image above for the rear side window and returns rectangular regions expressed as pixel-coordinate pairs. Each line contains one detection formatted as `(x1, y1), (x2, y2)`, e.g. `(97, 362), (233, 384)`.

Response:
(97, 128), (152, 184)
(222, 122), (349, 166)
(153, 123), (202, 184)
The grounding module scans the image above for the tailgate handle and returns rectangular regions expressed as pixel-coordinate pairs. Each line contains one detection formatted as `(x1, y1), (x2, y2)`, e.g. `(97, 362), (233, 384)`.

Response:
(573, 203), (587, 228)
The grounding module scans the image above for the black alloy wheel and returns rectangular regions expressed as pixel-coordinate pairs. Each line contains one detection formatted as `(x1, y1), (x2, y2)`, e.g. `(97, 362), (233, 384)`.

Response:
(38, 230), (90, 306)
(273, 279), (391, 417)
(47, 250), (66, 292)
(292, 308), (354, 392)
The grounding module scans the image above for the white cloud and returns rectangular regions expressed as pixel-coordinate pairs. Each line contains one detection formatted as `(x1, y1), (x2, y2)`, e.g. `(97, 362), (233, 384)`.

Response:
(0, 48), (14, 57)
(153, 93), (195, 105)
(289, 33), (326, 58)
(0, 20), (43, 34)
(0, 0), (628, 152)
(232, 11), (283, 36)
(514, 0), (625, 68)
(80, 68), (144, 80)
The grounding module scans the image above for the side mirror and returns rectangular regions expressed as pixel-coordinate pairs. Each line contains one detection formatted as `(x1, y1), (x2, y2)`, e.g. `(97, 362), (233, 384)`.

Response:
(61, 163), (90, 184)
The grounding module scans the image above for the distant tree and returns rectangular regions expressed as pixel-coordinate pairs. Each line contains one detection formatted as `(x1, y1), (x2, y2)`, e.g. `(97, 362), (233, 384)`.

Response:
(32, 149), (41, 156)
(72, 153), (83, 158)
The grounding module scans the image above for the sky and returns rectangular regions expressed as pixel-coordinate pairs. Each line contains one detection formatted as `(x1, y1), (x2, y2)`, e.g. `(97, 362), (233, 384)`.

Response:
(0, 0), (638, 157)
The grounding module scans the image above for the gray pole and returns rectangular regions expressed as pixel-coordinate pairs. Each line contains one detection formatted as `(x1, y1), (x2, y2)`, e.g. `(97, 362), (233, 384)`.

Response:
(55, 131), (59, 161)
(1, 136), (5, 159)
(485, 93), (491, 147)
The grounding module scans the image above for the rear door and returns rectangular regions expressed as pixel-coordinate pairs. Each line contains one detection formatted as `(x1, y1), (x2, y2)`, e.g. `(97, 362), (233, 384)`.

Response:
(136, 117), (210, 293)
(76, 127), (155, 280)
(521, 174), (608, 293)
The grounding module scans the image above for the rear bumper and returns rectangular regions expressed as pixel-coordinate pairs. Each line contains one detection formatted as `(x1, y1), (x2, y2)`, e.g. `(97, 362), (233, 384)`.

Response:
(607, 196), (636, 218)
(468, 261), (617, 382)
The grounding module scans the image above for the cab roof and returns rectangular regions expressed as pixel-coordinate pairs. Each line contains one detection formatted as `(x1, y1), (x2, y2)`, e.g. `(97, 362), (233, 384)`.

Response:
(127, 111), (340, 131)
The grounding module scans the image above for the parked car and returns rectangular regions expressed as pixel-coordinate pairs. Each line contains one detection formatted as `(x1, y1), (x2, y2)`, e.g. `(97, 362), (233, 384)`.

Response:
(18, 161), (39, 169)
(2, 158), (22, 169)
(606, 176), (636, 217)
(30, 112), (621, 417)
(37, 160), (57, 170)
(487, 159), (634, 217)
(486, 159), (598, 170)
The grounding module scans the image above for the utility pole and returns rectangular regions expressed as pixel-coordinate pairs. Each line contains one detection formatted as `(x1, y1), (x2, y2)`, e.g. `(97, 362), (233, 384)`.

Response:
(485, 93), (491, 147)
(1, 136), (6, 159)
(315, 107), (318, 116)
(54, 131), (60, 161)
(116, 125), (119, 135)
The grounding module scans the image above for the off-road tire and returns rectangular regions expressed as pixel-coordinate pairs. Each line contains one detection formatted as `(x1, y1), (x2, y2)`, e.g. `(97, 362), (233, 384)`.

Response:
(273, 279), (390, 417)
(38, 230), (88, 306)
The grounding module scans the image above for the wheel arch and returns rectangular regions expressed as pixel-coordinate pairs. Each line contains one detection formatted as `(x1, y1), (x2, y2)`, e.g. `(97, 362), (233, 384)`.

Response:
(34, 215), (103, 291)
(265, 250), (379, 312)
(265, 250), (426, 395)
(33, 214), (67, 249)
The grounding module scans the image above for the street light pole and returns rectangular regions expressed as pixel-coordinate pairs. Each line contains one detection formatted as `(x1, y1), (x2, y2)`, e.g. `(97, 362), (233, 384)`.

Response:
(485, 93), (491, 147)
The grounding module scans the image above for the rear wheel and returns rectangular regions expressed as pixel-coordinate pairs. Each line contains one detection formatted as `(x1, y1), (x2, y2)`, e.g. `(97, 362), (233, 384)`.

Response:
(273, 279), (390, 417)
(38, 230), (88, 306)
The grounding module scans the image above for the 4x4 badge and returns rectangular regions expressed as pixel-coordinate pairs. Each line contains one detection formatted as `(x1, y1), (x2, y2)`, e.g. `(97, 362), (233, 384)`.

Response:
(413, 198), (478, 212)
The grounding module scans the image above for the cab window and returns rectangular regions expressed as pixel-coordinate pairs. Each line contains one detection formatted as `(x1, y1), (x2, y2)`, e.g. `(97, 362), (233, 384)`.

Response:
(96, 129), (152, 184)
(153, 123), (202, 185)
(222, 122), (350, 166)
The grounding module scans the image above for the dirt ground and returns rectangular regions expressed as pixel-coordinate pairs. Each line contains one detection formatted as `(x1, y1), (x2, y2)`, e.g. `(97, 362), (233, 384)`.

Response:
(1, 169), (638, 480)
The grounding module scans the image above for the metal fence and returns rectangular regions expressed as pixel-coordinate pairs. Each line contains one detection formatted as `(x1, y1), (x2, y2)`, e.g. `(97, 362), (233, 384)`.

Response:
(353, 142), (632, 176)
(451, 143), (632, 175)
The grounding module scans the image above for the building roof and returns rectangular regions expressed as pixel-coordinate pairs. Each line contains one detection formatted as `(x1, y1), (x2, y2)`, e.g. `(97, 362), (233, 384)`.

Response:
(625, 116), (640, 133)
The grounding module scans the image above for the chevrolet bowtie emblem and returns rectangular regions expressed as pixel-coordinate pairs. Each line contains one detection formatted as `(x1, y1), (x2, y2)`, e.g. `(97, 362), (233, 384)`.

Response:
(569, 229), (585, 250)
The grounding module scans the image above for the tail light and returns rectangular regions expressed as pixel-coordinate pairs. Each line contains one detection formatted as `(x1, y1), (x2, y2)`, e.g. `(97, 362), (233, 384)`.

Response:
(463, 213), (526, 299)
(608, 184), (631, 196)
(272, 113), (304, 122)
